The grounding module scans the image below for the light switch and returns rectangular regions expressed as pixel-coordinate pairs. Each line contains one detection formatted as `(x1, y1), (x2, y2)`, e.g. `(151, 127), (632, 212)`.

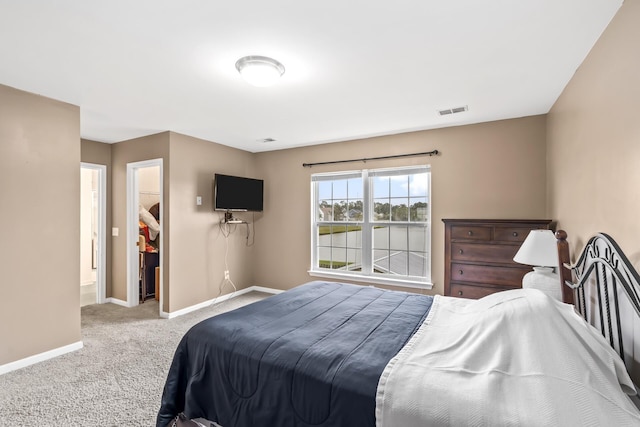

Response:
(196, 196), (202, 206)
(112, 227), (119, 237)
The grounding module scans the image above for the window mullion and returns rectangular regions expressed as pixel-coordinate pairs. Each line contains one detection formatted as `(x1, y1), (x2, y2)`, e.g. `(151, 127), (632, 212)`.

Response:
(406, 225), (410, 276)
(362, 170), (372, 274)
(311, 181), (318, 269)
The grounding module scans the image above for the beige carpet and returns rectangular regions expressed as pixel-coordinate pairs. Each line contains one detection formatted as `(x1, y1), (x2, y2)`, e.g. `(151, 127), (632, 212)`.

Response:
(0, 292), (269, 427)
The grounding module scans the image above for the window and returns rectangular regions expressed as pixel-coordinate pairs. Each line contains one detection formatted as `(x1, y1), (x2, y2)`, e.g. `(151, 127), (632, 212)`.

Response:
(310, 166), (431, 288)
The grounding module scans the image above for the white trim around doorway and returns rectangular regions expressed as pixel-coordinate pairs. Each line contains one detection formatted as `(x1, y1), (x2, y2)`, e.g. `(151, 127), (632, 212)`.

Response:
(80, 162), (107, 305)
(126, 159), (163, 314)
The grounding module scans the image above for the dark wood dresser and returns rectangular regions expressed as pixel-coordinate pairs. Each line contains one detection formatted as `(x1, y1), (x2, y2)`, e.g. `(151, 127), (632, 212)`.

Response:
(443, 219), (552, 299)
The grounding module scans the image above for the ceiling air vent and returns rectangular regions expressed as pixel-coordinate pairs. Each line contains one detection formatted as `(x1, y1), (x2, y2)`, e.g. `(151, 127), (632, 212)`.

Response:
(438, 105), (468, 116)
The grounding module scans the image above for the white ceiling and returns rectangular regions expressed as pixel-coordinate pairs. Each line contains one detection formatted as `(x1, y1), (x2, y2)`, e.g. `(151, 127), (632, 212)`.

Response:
(0, 1), (622, 153)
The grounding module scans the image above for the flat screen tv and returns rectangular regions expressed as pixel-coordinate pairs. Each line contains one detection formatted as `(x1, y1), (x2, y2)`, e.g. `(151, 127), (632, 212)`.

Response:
(214, 173), (264, 212)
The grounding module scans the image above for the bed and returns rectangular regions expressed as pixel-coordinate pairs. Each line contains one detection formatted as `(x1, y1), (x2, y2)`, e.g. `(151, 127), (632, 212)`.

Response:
(157, 230), (640, 426)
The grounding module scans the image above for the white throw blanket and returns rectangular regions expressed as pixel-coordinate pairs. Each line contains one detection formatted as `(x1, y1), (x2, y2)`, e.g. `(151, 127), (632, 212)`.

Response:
(375, 289), (640, 426)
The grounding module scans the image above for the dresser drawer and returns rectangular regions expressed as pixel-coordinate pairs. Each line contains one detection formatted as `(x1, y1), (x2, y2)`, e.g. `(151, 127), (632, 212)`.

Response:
(450, 283), (512, 299)
(451, 225), (491, 241)
(494, 227), (532, 242)
(451, 263), (527, 287)
(452, 242), (519, 264)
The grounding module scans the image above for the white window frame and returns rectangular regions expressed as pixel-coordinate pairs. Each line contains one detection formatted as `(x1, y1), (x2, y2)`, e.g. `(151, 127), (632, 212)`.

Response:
(309, 165), (432, 289)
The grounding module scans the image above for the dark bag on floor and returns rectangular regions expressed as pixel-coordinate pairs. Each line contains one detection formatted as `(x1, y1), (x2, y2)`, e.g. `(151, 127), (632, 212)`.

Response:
(167, 413), (202, 427)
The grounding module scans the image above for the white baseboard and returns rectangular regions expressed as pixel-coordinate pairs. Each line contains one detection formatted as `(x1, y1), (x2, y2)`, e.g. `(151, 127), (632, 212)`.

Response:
(251, 285), (284, 295)
(161, 285), (283, 319)
(0, 341), (83, 376)
(105, 297), (128, 307)
(1, 286), (283, 374)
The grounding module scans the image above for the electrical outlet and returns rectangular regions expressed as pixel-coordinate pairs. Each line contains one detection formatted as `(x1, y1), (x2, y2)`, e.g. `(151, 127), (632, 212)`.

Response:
(224, 270), (229, 280)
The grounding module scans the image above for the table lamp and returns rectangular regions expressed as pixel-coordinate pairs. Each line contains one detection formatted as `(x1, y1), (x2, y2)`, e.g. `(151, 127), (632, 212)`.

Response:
(513, 229), (562, 300)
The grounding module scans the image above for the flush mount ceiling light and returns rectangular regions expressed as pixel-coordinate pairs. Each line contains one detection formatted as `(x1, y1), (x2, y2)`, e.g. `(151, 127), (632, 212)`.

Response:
(235, 55), (285, 87)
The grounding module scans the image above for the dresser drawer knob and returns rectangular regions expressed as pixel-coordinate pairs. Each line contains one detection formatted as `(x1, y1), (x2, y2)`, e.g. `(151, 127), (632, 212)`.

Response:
(468, 230), (473, 236)
(458, 290), (463, 296)
(459, 249), (464, 254)
(459, 270), (463, 275)
(512, 231), (518, 237)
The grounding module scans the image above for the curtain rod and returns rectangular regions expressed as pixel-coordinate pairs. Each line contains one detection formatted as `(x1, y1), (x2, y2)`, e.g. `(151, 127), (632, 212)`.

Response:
(302, 149), (439, 168)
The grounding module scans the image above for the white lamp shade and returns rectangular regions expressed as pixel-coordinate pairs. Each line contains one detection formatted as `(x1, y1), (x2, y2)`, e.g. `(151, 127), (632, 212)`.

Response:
(513, 230), (559, 267)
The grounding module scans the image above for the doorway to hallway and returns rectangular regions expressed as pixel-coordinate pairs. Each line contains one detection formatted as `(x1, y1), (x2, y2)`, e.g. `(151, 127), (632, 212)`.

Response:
(80, 163), (106, 307)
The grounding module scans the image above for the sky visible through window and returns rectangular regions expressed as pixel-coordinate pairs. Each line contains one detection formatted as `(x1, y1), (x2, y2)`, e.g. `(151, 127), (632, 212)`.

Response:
(317, 174), (428, 200)
(318, 173), (428, 222)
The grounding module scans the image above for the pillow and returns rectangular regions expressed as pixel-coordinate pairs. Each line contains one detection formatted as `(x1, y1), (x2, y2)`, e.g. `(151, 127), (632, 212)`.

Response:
(139, 204), (160, 240)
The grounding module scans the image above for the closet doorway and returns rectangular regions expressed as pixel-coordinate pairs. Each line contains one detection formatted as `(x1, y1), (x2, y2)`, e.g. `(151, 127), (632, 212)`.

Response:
(126, 159), (163, 314)
(80, 163), (106, 306)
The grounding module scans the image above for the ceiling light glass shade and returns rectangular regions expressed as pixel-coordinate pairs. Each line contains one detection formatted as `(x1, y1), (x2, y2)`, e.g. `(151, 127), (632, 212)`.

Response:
(513, 230), (559, 267)
(235, 55), (285, 87)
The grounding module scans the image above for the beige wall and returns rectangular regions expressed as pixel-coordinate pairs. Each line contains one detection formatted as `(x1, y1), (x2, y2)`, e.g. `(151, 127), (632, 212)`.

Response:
(0, 84), (81, 366)
(255, 115), (548, 295)
(167, 132), (257, 312)
(78, 116), (549, 316)
(108, 131), (257, 313)
(81, 139), (113, 297)
(547, 0), (640, 262)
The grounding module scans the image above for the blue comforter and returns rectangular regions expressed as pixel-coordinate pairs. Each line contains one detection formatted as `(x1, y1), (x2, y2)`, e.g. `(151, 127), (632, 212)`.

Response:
(156, 281), (433, 427)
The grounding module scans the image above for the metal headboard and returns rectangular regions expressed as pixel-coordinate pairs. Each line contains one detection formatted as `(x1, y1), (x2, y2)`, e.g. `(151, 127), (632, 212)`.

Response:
(556, 230), (640, 364)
